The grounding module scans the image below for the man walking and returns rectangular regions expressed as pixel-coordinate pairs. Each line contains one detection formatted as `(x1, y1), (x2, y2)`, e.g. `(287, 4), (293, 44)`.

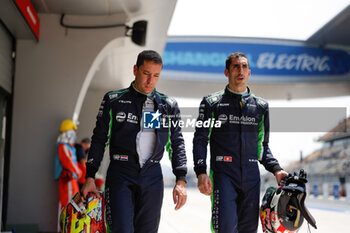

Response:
(82, 50), (187, 233)
(193, 52), (287, 233)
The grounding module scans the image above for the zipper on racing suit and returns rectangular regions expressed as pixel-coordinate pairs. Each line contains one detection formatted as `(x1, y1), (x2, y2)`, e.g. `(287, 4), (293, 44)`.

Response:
(239, 97), (244, 185)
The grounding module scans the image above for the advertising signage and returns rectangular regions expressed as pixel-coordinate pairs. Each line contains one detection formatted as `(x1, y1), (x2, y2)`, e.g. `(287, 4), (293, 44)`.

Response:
(162, 37), (350, 83)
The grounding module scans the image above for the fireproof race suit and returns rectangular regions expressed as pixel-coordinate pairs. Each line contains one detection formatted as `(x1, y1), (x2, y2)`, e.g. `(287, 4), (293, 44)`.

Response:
(86, 82), (187, 233)
(193, 86), (282, 233)
(55, 143), (81, 210)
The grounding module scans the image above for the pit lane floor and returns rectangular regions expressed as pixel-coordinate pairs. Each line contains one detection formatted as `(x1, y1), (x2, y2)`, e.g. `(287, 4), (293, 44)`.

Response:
(159, 187), (350, 233)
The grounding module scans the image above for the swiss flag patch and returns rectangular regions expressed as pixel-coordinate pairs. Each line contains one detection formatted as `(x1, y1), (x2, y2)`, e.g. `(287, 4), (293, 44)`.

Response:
(224, 156), (232, 162)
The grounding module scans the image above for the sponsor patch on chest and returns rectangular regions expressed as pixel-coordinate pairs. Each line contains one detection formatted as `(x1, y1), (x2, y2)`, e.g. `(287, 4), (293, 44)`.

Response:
(216, 156), (232, 162)
(113, 154), (128, 161)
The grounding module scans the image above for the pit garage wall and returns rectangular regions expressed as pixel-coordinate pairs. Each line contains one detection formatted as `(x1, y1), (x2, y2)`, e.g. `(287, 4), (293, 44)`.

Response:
(7, 14), (126, 231)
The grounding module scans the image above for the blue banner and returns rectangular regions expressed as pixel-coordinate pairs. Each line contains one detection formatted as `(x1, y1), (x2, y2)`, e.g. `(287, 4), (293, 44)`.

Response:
(333, 184), (340, 199)
(163, 40), (350, 78)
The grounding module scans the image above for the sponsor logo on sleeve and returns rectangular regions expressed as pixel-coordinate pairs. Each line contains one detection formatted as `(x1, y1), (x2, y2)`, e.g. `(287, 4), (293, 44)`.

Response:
(197, 159), (204, 165)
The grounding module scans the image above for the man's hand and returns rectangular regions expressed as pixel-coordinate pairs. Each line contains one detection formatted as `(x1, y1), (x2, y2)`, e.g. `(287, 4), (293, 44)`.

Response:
(81, 177), (99, 199)
(274, 170), (288, 185)
(197, 174), (212, 196)
(173, 180), (187, 210)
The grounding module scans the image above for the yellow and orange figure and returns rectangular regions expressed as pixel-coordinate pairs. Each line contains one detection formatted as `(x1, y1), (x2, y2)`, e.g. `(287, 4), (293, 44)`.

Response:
(55, 119), (82, 210)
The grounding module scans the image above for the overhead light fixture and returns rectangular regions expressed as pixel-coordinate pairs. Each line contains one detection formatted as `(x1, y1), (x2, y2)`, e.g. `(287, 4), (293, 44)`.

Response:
(125, 20), (147, 46)
(60, 14), (147, 46)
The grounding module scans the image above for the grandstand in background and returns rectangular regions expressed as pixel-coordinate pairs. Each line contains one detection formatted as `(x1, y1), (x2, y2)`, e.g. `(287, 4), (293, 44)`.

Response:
(262, 116), (350, 200)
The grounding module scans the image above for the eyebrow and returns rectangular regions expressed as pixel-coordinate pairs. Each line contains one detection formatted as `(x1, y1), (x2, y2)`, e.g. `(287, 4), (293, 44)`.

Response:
(232, 63), (248, 66)
(142, 69), (160, 76)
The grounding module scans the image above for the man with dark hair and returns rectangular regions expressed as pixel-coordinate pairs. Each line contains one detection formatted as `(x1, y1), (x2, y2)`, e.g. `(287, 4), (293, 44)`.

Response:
(75, 137), (91, 190)
(82, 50), (187, 233)
(193, 52), (288, 233)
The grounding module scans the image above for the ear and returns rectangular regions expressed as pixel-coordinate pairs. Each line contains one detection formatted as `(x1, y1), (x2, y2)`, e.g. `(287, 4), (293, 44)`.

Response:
(247, 69), (251, 79)
(133, 65), (138, 76)
(224, 69), (229, 78)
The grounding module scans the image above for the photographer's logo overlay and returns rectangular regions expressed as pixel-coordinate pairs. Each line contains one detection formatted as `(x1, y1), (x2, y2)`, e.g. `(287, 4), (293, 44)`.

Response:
(144, 110), (161, 129)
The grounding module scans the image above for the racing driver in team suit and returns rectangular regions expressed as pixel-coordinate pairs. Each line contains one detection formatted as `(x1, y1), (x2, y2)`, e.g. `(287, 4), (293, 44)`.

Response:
(193, 52), (288, 233)
(81, 50), (187, 233)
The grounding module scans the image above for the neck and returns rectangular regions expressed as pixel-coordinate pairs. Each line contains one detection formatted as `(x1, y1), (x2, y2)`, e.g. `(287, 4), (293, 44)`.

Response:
(228, 84), (247, 93)
(132, 82), (153, 96)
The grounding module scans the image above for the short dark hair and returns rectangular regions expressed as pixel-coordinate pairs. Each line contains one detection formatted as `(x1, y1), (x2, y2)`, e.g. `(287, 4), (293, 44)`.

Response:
(81, 137), (91, 144)
(225, 52), (249, 70)
(136, 50), (163, 68)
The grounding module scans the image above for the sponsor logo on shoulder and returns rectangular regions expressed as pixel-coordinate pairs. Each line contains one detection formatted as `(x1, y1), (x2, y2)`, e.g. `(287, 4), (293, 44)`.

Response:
(247, 104), (257, 108)
(210, 96), (219, 103)
(224, 156), (232, 162)
(257, 98), (266, 107)
(109, 93), (119, 99)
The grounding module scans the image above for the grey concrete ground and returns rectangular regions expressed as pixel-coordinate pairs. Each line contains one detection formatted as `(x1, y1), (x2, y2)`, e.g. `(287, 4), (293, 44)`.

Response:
(159, 187), (350, 233)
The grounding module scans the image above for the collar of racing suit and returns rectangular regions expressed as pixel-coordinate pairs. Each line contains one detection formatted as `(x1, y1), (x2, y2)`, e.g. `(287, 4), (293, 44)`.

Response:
(129, 81), (164, 107)
(224, 85), (251, 99)
(130, 81), (157, 99)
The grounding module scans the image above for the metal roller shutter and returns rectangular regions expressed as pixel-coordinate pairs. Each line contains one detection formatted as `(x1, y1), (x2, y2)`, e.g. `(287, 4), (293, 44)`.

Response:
(0, 23), (13, 94)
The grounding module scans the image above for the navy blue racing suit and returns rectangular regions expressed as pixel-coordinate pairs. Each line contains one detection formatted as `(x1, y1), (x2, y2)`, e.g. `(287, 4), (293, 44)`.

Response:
(86, 82), (187, 233)
(193, 86), (282, 233)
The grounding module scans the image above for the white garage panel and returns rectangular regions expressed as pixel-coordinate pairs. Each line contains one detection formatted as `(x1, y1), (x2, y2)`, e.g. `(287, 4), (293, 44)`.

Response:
(0, 23), (13, 94)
